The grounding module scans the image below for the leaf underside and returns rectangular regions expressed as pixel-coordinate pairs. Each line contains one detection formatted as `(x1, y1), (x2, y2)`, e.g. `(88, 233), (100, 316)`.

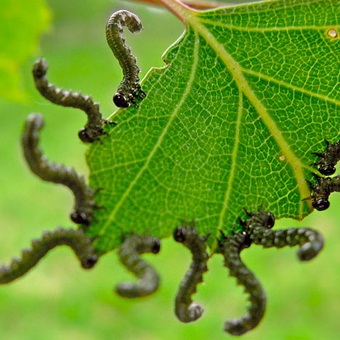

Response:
(87, 0), (340, 253)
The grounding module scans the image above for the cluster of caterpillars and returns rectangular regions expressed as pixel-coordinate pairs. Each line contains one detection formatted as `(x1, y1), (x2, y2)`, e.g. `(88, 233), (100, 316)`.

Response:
(310, 140), (340, 211)
(1, 9), (339, 336)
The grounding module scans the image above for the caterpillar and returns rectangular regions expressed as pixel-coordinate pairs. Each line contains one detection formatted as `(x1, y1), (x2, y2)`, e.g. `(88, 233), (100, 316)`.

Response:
(116, 234), (161, 298)
(173, 226), (209, 323)
(22, 114), (98, 226)
(106, 10), (146, 108)
(218, 208), (324, 335)
(312, 140), (340, 175)
(240, 209), (275, 231)
(310, 175), (340, 211)
(219, 232), (265, 335)
(33, 58), (112, 143)
(0, 227), (98, 284)
(242, 209), (324, 261)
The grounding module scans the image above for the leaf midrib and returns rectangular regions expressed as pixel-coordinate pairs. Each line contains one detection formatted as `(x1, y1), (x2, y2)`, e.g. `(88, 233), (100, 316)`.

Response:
(189, 14), (312, 217)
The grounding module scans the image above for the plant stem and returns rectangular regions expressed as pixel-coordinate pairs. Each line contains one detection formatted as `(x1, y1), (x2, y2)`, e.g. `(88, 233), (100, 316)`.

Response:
(157, 0), (193, 23)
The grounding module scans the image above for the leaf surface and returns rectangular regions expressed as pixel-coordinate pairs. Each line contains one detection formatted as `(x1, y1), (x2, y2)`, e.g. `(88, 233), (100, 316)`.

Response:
(87, 0), (340, 252)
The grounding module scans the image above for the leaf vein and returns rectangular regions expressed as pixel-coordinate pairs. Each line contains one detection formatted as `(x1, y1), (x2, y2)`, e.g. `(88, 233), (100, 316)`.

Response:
(97, 31), (201, 237)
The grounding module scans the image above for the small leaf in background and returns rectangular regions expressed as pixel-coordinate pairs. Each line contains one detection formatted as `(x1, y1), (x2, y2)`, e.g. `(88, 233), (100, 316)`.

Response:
(87, 0), (339, 252)
(0, 0), (51, 102)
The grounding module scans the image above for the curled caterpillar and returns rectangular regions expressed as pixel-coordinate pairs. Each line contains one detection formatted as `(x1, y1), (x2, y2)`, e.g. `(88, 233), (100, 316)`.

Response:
(0, 227), (98, 284)
(219, 232), (265, 335)
(240, 209), (275, 231)
(33, 58), (112, 143)
(173, 226), (209, 323)
(242, 209), (324, 261)
(312, 140), (340, 175)
(106, 10), (146, 108)
(218, 208), (324, 335)
(116, 234), (161, 298)
(309, 175), (340, 211)
(22, 114), (97, 226)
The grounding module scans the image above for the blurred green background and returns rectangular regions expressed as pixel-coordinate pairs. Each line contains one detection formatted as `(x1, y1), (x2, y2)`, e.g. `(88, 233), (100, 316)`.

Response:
(1, 0), (340, 339)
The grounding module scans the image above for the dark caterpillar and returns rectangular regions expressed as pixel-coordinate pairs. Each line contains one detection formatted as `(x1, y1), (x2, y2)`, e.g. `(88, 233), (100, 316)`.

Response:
(219, 232), (265, 336)
(241, 209), (275, 231)
(0, 227), (98, 284)
(106, 10), (146, 108)
(309, 174), (340, 211)
(243, 210), (324, 261)
(22, 114), (98, 226)
(116, 234), (161, 298)
(33, 58), (112, 143)
(219, 209), (324, 335)
(173, 226), (209, 323)
(312, 140), (340, 175)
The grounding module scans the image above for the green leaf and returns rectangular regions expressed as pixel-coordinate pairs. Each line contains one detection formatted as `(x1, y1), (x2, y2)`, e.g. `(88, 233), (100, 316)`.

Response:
(87, 0), (340, 252)
(0, 0), (51, 102)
